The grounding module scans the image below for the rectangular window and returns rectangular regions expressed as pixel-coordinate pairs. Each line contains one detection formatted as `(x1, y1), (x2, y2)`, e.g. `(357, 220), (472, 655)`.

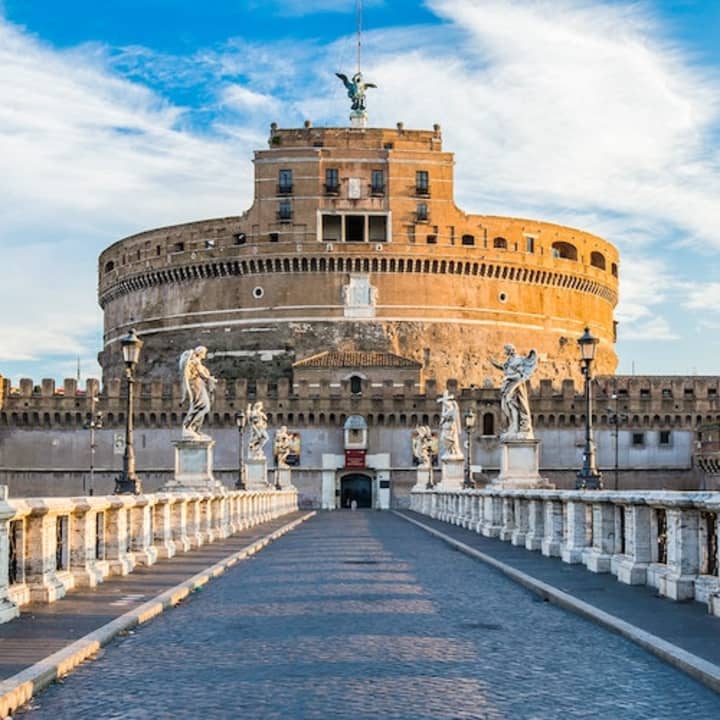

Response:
(321, 214), (341, 242)
(632, 432), (645, 446)
(709, 388), (718, 397)
(278, 169), (293, 194)
(325, 168), (339, 194)
(371, 170), (385, 195)
(525, 236), (535, 253)
(269, 232), (279, 242)
(661, 388), (672, 399)
(278, 200), (292, 221)
(416, 170), (429, 195)
(416, 203), (428, 222)
(640, 388), (650, 399)
(659, 431), (671, 446)
(461, 234), (475, 246)
(173, 242), (184, 253)
(426, 234), (437, 244)
(684, 388), (694, 398)
(204, 239), (215, 249)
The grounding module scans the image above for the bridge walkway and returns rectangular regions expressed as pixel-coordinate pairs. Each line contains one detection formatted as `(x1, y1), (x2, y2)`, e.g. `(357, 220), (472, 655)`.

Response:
(7, 511), (720, 719)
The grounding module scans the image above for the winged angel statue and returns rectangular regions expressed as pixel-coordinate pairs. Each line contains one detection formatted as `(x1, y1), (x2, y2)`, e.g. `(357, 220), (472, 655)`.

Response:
(179, 346), (217, 440)
(490, 345), (538, 439)
(335, 71), (377, 112)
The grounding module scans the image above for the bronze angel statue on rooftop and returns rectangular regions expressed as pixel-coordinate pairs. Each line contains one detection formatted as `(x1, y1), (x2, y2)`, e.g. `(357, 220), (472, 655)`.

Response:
(336, 71), (377, 112)
(179, 346), (217, 440)
(490, 345), (538, 439)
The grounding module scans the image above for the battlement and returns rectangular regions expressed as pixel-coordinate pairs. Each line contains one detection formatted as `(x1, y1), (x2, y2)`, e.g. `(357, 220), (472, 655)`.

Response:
(2, 374), (718, 431)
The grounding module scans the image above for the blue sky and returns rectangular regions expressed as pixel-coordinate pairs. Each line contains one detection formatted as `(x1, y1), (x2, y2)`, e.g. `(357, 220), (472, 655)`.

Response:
(1, 0), (720, 383)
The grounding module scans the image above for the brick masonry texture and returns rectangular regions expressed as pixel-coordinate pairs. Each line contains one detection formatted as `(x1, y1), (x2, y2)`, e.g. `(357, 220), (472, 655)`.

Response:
(17, 512), (720, 719)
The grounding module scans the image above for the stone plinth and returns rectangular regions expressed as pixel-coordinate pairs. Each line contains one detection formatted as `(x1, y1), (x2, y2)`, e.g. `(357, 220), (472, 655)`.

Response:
(276, 467), (295, 490)
(246, 457), (272, 491)
(412, 466), (434, 492)
(438, 457), (464, 491)
(491, 437), (553, 490)
(164, 439), (225, 493)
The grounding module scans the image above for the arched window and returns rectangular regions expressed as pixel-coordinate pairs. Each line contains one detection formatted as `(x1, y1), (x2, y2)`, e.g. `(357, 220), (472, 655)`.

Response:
(482, 413), (494, 436)
(611, 262), (618, 277)
(551, 242), (578, 261)
(493, 237), (508, 250)
(590, 251), (606, 270)
(350, 375), (362, 394)
(462, 234), (475, 246)
(104, 260), (115, 273)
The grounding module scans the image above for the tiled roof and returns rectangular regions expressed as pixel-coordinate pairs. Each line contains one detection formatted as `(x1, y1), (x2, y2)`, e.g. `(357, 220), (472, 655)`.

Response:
(293, 351), (422, 369)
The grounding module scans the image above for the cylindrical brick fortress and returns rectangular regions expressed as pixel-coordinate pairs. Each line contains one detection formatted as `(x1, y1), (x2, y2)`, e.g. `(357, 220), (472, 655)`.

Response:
(98, 124), (618, 385)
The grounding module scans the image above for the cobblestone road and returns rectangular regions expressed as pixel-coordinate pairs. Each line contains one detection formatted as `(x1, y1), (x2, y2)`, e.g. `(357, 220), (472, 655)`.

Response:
(17, 512), (720, 719)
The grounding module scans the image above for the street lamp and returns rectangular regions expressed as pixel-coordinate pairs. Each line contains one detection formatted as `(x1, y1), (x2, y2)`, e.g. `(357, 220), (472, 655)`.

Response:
(576, 327), (603, 490)
(463, 407), (477, 489)
(235, 411), (246, 490)
(84, 395), (103, 496)
(114, 329), (143, 495)
(607, 392), (628, 491)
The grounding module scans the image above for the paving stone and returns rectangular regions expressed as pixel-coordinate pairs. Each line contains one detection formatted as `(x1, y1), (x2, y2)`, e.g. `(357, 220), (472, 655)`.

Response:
(16, 512), (720, 719)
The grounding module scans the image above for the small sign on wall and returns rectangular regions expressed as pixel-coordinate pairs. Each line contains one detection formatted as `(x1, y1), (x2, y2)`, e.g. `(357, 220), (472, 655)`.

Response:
(345, 449), (366, 469)
(113, 433), (125, 456)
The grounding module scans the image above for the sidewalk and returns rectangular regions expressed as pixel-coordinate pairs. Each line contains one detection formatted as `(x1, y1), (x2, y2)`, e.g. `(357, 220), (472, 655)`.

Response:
(396, 510), (720, 693)
(0, 511), (312, 715)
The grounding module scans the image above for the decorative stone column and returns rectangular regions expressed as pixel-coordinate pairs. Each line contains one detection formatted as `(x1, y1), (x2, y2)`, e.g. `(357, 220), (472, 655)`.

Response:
(511, 496), (530, 547)
(152, 494), (177, 560)
(70, 497), (110, 587)
(25, 501), (72, 602)
(541, 495), (564, 558)
(659, 504), (700, 601)
(525, 497), (545, 551)
(106, 497), (136, 576)
(582, 498), (615, 573)
(0, 487), (20, 623)
(481, 495), (502, 538)
(130, 496), (158, 566)
(561, 498), (589, 564)
(500, 496), (516, 541)
(171, 495), (191, 552)
(612, 499), (651, 585)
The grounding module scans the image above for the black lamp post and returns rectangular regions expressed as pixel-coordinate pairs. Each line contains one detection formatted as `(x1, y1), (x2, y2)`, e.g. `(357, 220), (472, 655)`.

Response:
(463, 407), (476, 489)
(235, 411), (246, 490)
(576, 326), (603, 490)
(114, 329), (143, 495)
(84, 394), (103, 496)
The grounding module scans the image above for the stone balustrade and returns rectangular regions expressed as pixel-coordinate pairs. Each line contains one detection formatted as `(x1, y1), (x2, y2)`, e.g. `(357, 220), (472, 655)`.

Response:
(0, 485), (298, 623)
(410, 488), (720, 617)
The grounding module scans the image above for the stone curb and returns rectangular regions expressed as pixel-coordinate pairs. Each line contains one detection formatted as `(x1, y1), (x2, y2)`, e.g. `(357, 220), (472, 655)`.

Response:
(0, 511), (316, 719)
(395, 511), (720, 695)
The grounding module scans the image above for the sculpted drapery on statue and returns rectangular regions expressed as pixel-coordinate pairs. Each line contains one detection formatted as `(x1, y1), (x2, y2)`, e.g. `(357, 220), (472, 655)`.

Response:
(412, 425), (434, 468)
(247, 401), (269, 460)
(490, 344), (538, 439)
(275, 425), (292, 468)
(179, 346), (217, 440)
(437, 391), (462, 459)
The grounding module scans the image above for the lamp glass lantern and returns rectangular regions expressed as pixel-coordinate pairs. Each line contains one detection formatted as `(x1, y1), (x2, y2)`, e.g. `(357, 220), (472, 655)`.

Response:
(464, 407), (477, 431)
(121, 329), (143, 369)
(577, 326), (598, 362)
(235, 411), (246, 429)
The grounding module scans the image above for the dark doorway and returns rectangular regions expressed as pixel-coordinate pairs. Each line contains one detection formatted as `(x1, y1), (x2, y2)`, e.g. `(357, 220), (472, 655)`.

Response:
(346, 215), (365, 242)
(341, 474), (372, 508)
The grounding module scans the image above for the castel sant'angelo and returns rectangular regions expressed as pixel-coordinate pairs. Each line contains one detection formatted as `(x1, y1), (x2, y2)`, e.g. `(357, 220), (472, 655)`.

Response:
(97, 118), (618, 387)
(2, 70), (719, 504)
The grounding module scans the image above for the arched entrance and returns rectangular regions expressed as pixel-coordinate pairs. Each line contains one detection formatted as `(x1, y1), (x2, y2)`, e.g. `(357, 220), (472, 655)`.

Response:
(340, 473), (372, 509)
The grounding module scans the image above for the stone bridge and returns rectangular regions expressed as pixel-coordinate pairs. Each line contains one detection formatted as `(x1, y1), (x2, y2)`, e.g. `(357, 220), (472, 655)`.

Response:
(1, 486), (720, 718)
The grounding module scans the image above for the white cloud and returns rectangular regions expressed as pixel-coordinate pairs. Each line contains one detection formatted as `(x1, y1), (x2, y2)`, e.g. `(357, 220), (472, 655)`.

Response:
(3, 1), (720, 376)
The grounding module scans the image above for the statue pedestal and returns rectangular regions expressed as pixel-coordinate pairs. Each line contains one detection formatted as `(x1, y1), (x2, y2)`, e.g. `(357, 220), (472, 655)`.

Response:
(164, 439), (226, 492)
(276, 467), (295, 490)
(412, 465), (434, 492)
(490, 437), (554, 489)
(438, 457), (464, 491)
(245, 457), (272, 491)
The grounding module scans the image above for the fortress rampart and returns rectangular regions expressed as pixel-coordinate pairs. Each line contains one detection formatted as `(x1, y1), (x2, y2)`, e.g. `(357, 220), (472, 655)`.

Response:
(2, 375), (718, 432)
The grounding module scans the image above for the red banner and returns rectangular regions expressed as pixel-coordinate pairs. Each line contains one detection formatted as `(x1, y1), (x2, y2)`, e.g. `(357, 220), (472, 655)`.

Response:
(344, 450), (366, 469)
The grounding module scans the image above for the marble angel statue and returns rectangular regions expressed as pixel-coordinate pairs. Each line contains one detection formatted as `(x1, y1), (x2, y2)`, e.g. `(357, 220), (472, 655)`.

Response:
(179, 346), (217, 440)
(437, 391), (462, 459)
(275, 425), (293, 468)
(490, 344), (538, 438)
(412, 425), (434, 468)
(247, 401), (269, 460)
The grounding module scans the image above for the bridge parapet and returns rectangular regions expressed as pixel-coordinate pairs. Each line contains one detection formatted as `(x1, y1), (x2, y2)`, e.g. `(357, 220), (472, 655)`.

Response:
(410, 488), (720, 617)
(0, 485), (298, 623)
